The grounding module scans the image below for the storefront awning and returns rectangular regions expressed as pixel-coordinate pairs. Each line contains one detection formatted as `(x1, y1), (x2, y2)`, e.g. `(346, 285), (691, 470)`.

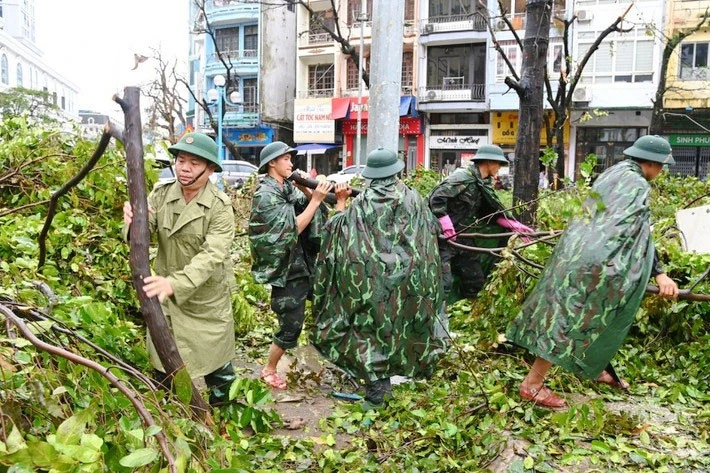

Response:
(399, 96), (418, 117)
(295, 143), (342, 155)
(331, 98), (351, 119)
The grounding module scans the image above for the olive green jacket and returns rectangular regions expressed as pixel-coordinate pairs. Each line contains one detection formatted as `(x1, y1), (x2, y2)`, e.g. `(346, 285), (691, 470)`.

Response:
(124, 179), (236, 377)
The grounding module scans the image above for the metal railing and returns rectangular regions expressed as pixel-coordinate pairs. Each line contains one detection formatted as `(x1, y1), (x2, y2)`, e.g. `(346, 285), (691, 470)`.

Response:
(298, 88), (335, 98)
(211, 49), (258, 62)
(418, 83), (485, 102)
(420, 13), (488, 33)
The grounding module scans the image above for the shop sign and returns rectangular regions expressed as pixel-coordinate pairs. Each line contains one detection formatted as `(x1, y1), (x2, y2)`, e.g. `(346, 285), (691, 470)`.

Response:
(669, 134), (710, 147)
(294, 98), (335, 143)
(225, 127), (273, 146)
(491, 111), (570, 146)
(429, 135), (488, 149)
(342, 117), (422, 135)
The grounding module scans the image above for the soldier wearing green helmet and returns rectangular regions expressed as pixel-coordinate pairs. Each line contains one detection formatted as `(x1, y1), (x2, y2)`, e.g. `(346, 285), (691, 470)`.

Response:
(428, 144), (533, 335)
(249, 141), (333, 390)
(507, 135), (679, 408)
(122, 131), (237, 406)
(311, 148), (445, 408)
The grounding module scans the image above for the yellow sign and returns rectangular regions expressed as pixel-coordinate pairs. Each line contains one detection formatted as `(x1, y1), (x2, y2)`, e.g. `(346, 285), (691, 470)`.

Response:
(491, 111), (570, 146)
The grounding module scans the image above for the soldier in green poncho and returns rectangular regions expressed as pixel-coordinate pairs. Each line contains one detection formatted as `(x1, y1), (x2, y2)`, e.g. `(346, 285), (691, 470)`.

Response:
(507, 135), (680, 408)
(249, 141), (332, 390)
(311, 148), (446, 406)
(429, 145), (533, 334)
(123, 132), (237, 406)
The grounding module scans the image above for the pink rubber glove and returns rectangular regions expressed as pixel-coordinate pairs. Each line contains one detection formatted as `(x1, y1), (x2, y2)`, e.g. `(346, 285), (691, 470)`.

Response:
(438, 215), (457, 241)
(496, 216), (534, 242)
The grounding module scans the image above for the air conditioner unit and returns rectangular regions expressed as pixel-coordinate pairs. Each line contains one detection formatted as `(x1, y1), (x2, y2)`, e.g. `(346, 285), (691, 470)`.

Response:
(426, 90), (438, 100)
(495, 19), (507, 31)
(424, 23), (435, 33)
(572, 86), (592, 102)
(576, 10), (593, 22)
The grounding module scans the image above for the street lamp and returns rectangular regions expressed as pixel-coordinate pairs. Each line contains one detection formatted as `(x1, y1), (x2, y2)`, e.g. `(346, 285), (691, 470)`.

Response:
(207, 74), (243, 164)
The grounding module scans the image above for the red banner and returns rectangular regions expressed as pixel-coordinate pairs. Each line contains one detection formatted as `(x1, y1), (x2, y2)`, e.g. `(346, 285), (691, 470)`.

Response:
(342, 117), (421, 135)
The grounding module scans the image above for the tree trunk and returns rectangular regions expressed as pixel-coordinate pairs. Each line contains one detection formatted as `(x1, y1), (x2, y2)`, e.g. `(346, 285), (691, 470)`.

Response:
(116, 87), (211, 421)
(512, 0), (553, 224)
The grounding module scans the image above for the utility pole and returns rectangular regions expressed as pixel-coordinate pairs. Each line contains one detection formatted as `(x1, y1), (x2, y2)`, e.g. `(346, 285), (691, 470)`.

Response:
(355, 0), (368, 169)
(367, 0), (404, 154)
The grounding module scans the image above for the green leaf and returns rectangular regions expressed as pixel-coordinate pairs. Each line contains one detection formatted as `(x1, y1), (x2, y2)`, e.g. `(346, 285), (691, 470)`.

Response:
(55, 407), (93, 445)
(5, 424), (27, 454)
(523, 456), (534, 469)
(174, 367), (193, 405)
(145, 425), (162, 437)
(118, 448), (158, 468)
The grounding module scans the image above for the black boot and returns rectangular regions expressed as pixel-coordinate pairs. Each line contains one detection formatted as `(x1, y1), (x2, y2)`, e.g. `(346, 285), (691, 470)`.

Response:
(205, 362), (236, 406)
(364, 377), (392, 407)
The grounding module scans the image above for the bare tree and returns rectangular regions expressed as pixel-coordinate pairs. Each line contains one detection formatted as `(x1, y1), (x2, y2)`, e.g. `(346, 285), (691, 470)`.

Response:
(485, 0), (635, 221)
(648, 7), (710, 134)
(142, 48), (188, 144)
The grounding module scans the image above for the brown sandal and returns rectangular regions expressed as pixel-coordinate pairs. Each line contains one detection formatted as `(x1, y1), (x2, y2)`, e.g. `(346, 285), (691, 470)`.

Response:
(597, 370), (630, 391)
(520, 384), (566, 408)
(260, 369), (287, 390)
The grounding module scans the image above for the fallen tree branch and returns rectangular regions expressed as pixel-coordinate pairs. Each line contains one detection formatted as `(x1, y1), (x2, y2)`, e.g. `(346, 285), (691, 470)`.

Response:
(37, 130), (113, 268)
(0, 304), (178, 473)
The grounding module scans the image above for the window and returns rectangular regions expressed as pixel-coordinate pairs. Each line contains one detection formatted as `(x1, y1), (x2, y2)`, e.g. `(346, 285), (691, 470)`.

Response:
(243, 78), (257, 112)
(61, 96), (65, 110)
(495, 40), (563, 81)
(430, 0), (475, 18)
(1, 55), (7, 85)
(404, 0), (415, 21)
(348, 0), (373, 25)
(579, 31), (654, 83)
(243, 25), (258, 55)
(679, 42), (709, 80)
(308, 64), (334, 96)
(215, 27), (239, 55)
(346, 56), (368, 90)
(402, 52), (413, 90)
(428, 45), (470, 87)
(16, 63), (23, 87)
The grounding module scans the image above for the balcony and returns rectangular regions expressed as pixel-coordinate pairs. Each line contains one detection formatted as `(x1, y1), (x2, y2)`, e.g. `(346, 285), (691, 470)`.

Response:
(205, 49), (259, 75)
(206, 0), (259, 25)
(418, 82), (485, 103)
(420, 13), (488, 34)
(298, 88), (335, 99)
(299, 31), (335, 48)
(203, 105), (259, 128)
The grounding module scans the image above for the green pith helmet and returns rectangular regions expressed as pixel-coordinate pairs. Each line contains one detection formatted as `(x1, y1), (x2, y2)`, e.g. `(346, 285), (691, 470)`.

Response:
(471, 144), (509, 165)
(168, 132), (222, 172)
(623, 135), (675, 165)
(361, 147), (405, 179)
(259, 141), (297, 172)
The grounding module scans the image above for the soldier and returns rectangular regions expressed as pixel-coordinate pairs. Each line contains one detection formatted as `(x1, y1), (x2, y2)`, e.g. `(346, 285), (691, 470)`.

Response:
(249, 141), (331, 390)
(311, 148), (446, 407)
(428, 145), (533, 332)
(123, 132), (237, 406)
(507, 135), (680, 408)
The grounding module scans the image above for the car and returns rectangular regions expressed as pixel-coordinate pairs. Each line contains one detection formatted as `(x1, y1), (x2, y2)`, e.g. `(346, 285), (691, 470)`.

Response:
(212, 160), (259, 188)
(325, 164), (366, 184)
(153, 156), (176, 185)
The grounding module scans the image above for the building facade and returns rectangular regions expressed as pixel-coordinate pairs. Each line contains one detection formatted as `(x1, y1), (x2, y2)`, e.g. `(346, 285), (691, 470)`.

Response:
(188, 0), (296, 166)
(294, 0), (421, 176)
(0, 0), (79, 119)
(658, 0), (710, 180)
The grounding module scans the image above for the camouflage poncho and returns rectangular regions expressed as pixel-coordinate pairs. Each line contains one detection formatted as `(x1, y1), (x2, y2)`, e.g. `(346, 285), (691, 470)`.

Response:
(507, 160), (658, 379)
(249, 176), (326, 287)
(311, 177), (446, 382)
(429, 165), (509, 300)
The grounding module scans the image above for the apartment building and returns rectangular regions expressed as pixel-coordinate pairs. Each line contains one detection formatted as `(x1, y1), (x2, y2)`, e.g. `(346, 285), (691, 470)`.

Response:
(659, 0), (710, 180)
(188, 0), (296, 166)
(294, 0), (420, 176)
(0, 0), (78, 119)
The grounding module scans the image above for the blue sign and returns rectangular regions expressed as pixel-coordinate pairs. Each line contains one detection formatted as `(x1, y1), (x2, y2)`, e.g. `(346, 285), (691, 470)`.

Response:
(225, 127), (273, 146)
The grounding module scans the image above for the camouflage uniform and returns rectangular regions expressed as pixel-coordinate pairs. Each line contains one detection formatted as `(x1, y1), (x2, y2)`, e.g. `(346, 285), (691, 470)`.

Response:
(429, 165), (508, 300)
(507, 160), (664, 379)
(125, 179), (237, 405)
(311, 176), (446, 390)
(249, 175), (326, 349)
